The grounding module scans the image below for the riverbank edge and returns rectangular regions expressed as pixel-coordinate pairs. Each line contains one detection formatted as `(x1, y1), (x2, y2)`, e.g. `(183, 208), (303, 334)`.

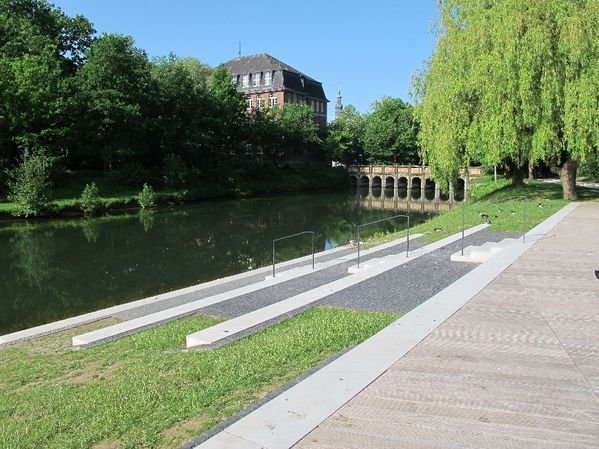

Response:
(0, 166), (348, 224)
(0, 233), (418, 345)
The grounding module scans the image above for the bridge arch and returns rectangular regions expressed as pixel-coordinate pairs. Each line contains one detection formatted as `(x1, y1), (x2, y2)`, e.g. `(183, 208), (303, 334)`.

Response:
(385, 176), (395, 189)
(359, 175), (370, 188)
(411, 177), (422, 200)
(349, 175), (358, 187)
(372, 176), (382, 189)
(398, 177), (408, 199)
(425, 178), (436, 201)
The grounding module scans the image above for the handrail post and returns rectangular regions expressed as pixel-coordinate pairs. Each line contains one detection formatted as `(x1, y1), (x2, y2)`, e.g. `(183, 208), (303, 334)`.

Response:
(272, 230), (315, 277)
(406, 215), (410, 257)
(312, 232), (315, 269)
(355, 213), (410, 266)
(357, 226), (361, 268)
(461, 201), (465, 256)
(523, 197), (528, 243)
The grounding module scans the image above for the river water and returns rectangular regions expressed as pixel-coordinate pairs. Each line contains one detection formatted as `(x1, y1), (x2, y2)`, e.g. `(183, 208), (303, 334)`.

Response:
(0, 190), (439, 333)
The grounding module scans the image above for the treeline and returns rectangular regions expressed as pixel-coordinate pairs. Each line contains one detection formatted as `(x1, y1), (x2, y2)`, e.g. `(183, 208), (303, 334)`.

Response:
(0, 1), (324, 182)
(326, 99), (420, 166)
(0, 0), (424, 217)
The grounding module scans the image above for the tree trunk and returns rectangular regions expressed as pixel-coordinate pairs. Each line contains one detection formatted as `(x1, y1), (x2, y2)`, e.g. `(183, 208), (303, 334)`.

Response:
(560, 158), (578, 200)
(528, 162), (534, 180)
(503, 159), (525, 186)
(511, 164), (525, 186)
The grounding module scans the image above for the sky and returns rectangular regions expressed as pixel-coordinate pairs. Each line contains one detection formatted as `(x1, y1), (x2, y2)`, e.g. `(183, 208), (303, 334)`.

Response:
(51, 0), (439, 119)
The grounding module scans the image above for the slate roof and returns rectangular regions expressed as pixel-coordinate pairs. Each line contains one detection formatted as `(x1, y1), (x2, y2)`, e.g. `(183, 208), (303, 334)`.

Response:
(222, 53), (328, 102)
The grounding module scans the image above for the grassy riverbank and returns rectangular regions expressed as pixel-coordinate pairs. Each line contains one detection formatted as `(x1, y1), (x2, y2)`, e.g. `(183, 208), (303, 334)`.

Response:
(362, 176), (599, 246)
(0, 166), (346, 220)
(0, 307), (397, 449)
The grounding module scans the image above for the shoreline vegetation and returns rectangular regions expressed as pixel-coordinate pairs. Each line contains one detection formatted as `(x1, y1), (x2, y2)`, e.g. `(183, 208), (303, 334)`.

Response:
(0, 166), (347, 223)
(359, 175), (598, 247)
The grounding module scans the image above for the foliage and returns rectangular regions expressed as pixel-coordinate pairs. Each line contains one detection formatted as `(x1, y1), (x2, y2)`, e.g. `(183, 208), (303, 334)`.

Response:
(362, 97), (419, 164)
(412, 0), (599, 195)
(162, 153), (188, 188)
(0, 307), (397, 449)
(325, 105), (365, 165)
(362, 176), (570, 248)
(6, 150), (54, 217)
(79, 182), (102, 216)
(137, 182), (155, 209)
(72, 33), (152, 170)
(578, 150), (599, 181)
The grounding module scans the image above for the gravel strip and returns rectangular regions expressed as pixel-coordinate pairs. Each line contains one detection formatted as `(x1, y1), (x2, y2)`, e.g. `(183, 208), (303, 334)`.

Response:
(113, 239), (416, 320)
(321, 230), (519, 313)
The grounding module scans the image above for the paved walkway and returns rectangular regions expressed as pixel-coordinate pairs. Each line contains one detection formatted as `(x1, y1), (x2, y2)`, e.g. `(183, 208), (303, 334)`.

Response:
(294, 203), (599, 449)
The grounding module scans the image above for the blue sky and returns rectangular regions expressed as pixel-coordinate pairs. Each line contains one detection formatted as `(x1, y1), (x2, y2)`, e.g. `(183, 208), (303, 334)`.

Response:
(52, 0), (438, 118)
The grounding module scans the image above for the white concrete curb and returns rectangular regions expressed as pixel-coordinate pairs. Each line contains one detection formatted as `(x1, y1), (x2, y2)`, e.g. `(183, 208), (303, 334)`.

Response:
(192, 203), (578, 449)
(0, 234), (416, 346)
(185, 225), (488, 348)
(71, 234), (423, 348)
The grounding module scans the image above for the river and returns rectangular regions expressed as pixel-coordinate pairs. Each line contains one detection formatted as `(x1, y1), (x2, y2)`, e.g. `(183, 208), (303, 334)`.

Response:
(0, 189), (439, 334)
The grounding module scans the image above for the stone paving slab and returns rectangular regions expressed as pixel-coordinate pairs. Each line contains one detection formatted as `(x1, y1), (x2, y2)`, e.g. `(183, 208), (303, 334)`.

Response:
(294, 202), (598, 449)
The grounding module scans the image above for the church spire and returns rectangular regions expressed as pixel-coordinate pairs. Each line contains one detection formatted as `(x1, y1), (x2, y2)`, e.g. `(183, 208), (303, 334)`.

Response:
(335, 88), (343, 118)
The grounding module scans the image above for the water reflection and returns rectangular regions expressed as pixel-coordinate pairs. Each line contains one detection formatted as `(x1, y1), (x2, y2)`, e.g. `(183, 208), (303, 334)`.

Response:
(0, 191), (433, 333)
(350, 186), (464, 214)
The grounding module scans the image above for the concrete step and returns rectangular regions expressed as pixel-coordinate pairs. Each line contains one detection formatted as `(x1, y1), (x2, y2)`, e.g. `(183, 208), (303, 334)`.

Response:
(186, 225), (488, 349)
(451, 238), (520, 263)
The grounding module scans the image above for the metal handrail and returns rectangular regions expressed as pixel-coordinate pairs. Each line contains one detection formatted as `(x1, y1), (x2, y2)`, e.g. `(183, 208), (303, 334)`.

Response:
(272, 231), (315, 277)
(356, 214), (410, 268)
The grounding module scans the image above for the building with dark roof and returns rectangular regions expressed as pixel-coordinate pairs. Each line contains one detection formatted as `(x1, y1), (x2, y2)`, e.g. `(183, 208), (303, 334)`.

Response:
(223, 53), (328, 127)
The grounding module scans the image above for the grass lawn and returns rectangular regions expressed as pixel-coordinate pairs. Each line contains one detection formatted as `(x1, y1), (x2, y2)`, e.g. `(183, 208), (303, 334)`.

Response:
(361, 176), (599, 247)
(0, 307), (397, 449)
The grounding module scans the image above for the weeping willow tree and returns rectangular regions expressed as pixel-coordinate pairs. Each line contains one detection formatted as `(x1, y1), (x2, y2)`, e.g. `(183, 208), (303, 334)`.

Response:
(412, 0), (598, 199)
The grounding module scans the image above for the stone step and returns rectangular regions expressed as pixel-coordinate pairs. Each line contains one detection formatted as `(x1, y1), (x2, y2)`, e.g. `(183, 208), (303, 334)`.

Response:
(451, 238), (520, 263)
(186, 224), (490, 349)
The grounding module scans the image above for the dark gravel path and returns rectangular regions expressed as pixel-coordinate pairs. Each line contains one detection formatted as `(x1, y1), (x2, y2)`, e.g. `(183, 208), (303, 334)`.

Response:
(113, 238), (417, 320)
(320, 230), (519, 314)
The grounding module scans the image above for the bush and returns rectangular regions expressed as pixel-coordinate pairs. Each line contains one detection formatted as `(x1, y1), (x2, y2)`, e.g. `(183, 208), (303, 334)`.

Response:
(162, 153), (188, 188)
(137, 183), (155, 209)
(6, 151), (55, 217)
(579, 152), (599, 181)
(80, 182), (102, 217)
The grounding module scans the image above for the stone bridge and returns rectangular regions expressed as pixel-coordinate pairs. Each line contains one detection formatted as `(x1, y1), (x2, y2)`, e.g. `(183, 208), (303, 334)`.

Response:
(348, 165), (482, 202)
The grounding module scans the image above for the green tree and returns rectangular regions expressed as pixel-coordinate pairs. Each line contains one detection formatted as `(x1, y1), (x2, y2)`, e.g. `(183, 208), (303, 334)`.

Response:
(151, 55), (212, 167)
(362, 97), (419, 165)
(0, 0), (94, 162)
(73, 33), (152, 171)
(413, 0), (598, 198)
(325, 105), (365, 165)
(206, 65), (247, 164)
(6, 150), (54, 217)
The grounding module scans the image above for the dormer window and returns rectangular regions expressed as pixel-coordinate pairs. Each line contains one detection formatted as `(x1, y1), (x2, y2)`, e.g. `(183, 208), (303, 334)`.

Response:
(300, 77), (305, 88)
(264, 72), (272, 86)
(242, 74), (249, 88)
(253, 73), (261, 87)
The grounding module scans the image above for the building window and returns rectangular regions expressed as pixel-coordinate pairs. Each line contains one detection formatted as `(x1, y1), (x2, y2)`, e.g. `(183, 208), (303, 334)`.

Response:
(253, 73), (261, 87)
(257, 96), (264, 108)
(242, 74), (249, 88)
(264, 72), (272, 85)
(269, 94), (278, 107)
(232, 75), (238, 85)
(246, 98), (253, 110)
